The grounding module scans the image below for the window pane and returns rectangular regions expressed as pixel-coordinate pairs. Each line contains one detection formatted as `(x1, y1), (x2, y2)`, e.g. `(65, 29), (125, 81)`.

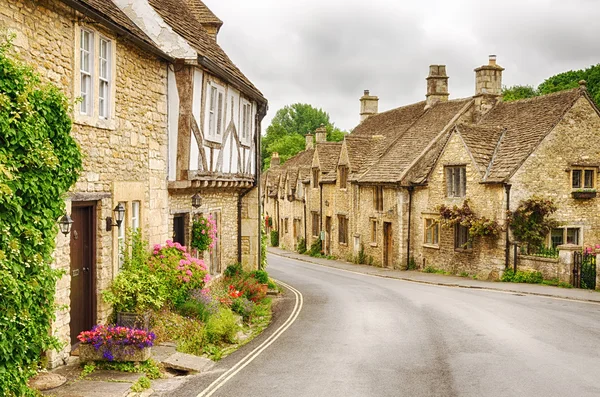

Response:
(584, 170), (594, 188)
(572, 170), (582, 188)
(433, 222), (439, 244)
(551, 228), (564, 247)
(217, 92), (223, 134)
(566, 228), (579, 245)
(132, 201), (140, 231)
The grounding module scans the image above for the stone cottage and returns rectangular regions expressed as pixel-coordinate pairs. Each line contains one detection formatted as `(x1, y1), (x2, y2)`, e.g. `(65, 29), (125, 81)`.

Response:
(264, 56), (600, 286)
(1, 0), (265, 368)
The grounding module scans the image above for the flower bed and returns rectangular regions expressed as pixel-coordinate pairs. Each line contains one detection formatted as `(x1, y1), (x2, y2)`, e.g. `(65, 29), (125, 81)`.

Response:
(77, 325), (155, 362)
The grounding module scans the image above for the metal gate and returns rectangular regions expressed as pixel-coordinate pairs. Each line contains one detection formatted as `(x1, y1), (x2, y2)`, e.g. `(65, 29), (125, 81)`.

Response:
(573, 251), (596, 289)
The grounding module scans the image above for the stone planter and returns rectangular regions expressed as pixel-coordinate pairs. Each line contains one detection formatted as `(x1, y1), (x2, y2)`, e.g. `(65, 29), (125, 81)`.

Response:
(572, 191), (597, 199)
(116, 311), (151, 330)
(79, 344), (151, 363)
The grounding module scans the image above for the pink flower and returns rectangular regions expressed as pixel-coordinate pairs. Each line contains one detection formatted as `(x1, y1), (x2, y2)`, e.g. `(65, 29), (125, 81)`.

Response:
(183, 276), (190, 283)
(186, 269), (193, 276)
(153, 244), (161, 251)
(203, 274), (211, 283)
(201, 230), (205, 234)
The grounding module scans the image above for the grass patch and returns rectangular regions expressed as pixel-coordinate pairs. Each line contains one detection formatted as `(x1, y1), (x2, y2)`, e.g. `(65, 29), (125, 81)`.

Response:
(541, 279), (573, 288)
(130, 376), (151, 392)
(501, 269), (543, 284)
(423, 266), (448, 274)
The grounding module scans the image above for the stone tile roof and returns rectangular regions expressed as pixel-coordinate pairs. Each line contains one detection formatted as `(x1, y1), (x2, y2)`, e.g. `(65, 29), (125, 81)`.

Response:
(315, 143), (342, 182)
(283, 149), (315, 168)
(358, 99), (471, 183)
(148, 0), (265, 101)
(344, 135), (377, 174)
(477, 88), (582, 182)
(182, 0), (223, 26)
(455, 124), (504, 177)
(73, 0), (161, 52)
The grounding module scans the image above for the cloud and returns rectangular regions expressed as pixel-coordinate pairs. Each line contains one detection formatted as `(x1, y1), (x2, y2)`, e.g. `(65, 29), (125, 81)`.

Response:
(205, 0), (600, 132)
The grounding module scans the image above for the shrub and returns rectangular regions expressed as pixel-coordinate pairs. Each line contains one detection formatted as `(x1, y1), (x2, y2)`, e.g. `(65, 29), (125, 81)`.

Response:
(148, 240), (209, 307)
(231, 297), (255, 321)
(0, 35), (82, 395)
(356, 244), (366, 264)
(250, 269), (269, 284)
(233, 277), (268, 303)
(190, 214), (217, 253)
(297, 237), (307, 254)
(502, 269), (543, 284)
(103, 268), (167, 314)
(224, 263), (243, 278)
(308, 239), (322, 257)
(203, 307), (238, 345)
(270, 230), (279, 247)
(510, 197), (558, 252)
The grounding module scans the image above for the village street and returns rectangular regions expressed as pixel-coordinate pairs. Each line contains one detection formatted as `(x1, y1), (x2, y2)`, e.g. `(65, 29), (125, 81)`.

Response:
(172, 253), (600, 397)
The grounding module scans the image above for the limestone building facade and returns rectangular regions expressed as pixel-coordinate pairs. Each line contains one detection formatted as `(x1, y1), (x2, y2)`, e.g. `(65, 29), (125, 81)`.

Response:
(1, 0), (265, 368)
(263, 56), (600, 285)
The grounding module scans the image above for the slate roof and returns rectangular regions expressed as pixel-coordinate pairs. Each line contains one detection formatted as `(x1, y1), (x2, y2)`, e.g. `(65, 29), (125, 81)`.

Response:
(182, 0), (223, 27)
(358, 99), (471, 183)
(148, 0), (264, 101)
(455, 124), (505, 177)
(477, 88), (582, 182)
(315, 143), (342, 182)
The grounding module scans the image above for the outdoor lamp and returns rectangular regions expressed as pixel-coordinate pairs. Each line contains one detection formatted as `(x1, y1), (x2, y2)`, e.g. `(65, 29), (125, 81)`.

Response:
(192, 193), (202, 208)
(106, 203), (126, 231)
(58, 214), (73, 236)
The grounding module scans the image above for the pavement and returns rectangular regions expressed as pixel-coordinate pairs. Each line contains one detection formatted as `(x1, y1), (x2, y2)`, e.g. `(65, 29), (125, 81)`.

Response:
(268, 246), (600, 303)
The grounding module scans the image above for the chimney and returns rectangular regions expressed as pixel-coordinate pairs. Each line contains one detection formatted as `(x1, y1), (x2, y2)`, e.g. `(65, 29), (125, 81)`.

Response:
(315, 124), (327, 143)
(270, 152), (280, 167)
(474, 55), (504, 120)
(305, 133), (314, 150)
(426, 65), (449, 108)
(360, 90), (379, 122)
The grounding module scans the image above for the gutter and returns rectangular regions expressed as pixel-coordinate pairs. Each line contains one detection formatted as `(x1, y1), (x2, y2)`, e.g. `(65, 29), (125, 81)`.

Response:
(60, 0), (173, 63)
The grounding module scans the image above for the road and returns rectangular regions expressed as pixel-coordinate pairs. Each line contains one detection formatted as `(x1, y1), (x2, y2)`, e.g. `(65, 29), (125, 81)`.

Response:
(177, 253), (600, 397)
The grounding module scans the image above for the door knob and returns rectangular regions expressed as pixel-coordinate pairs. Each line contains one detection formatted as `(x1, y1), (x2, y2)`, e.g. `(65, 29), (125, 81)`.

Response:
(83, 267), (90, 272)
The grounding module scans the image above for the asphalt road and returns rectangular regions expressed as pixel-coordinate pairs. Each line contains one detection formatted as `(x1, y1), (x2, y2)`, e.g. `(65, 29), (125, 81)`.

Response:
(179, 253), (600, 397)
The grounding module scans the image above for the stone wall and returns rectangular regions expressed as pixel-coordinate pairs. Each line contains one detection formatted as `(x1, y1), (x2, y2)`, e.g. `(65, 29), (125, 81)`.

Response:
(1, 0), (170, 367)
(411, 133), (507, 279)
(517, 255), (561, 280)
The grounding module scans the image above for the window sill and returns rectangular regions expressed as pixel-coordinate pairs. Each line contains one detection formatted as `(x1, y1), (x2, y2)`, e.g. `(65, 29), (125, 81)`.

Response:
(339, 242), (348, 247)
(423, 244), (439, 250)
(74, 115), (116, 131)
(571, 190), (597, 199)
(204, 135), (223, 145)
(369, 242), (377, 247)
(454, 248), (473, 253)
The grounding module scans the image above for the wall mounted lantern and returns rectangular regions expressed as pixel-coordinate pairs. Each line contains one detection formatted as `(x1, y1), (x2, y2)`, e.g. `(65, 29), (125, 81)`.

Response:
(58, 214), (73, 236)
(106, 203), (126, 231)
(191, 193), (202, 209)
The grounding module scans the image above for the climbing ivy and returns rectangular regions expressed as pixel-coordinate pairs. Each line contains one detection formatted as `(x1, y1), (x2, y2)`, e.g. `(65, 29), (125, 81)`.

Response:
(438, 200), (502, 243)
(0, 35), (82, 395)
(509, 196), (558, 253)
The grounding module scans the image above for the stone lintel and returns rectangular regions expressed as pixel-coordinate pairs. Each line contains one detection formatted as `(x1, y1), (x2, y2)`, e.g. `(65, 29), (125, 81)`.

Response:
(69, 192), (112, 202)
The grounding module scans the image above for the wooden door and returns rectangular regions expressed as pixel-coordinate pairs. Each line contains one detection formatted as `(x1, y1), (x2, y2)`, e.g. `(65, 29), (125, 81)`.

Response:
(383, 222), (392, 268)
(173, 215), (185, 245)
(325, 216), (332, 255)
(70, 204), (96, 346)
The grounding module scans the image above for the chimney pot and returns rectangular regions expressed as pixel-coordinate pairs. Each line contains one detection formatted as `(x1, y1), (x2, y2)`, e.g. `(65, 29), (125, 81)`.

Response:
(425, 64), (449, 108)
(489, 54), (497, 65)
(315, 126), (327, 143)
(364, 89), (370, 95)
(305, 133), (314, 150)
(270, 152), (280, 167)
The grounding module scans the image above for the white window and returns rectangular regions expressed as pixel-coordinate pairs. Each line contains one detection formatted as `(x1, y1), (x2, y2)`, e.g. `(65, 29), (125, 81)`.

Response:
(98, 38), (111, 119)
(80, 29), (93, 115)
(242, 102), (252, 142)
(131, 201), (140, 231)
(207, 84), (225, 139)
(117, 202), (127, 270)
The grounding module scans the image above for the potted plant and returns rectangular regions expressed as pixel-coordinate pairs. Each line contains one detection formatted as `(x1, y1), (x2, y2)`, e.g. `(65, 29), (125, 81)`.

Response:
(572, 188), (597, 199)
(191, 214), (218, 255)
(102, 267), (167, 330)
(77, 325), (155, 362)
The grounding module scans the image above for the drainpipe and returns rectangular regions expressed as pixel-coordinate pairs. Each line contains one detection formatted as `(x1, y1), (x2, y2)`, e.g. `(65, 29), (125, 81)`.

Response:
(504, 184), (512, 270)
(406, 186), (414, 269)
(320, 183), (323, 253)
(303, 197), (307, 244)
(237, 186), (254, 264)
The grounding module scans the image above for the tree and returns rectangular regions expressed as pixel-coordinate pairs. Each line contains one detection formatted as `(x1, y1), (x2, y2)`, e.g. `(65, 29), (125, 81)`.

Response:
(261, 103), (346, 169)
(502, 64), (600, 108)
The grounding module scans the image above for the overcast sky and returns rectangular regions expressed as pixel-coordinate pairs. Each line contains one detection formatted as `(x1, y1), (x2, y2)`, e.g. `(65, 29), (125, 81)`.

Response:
(205, 0), (600, 133)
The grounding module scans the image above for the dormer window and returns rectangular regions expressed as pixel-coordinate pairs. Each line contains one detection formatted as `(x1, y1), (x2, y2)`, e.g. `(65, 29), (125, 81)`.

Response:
(339, 166), (348, 189)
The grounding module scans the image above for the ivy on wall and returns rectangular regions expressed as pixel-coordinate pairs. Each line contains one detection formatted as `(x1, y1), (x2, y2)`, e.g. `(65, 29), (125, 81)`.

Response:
(509, 196), (558, 252)
(438, 200), (502, 242)
(0, 35), (82, 395)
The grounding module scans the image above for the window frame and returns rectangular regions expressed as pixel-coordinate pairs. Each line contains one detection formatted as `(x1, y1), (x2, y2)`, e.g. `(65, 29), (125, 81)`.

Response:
(550, 226), (582, 247)
(117, 201), (127, 270)
(312, 212), (320, 237)
(241, 100), (252, 146)
(313, 168), (319, 189)
(131, 201), (140, 231)
(206, 82), (225, 141)
(98, 37), (111, 119)
(338, 215), (348, 245)
(370, 218), (377, 245)
(374, 186), (384, 212)
(454, 223), (472, 250)
(571, 167), (596, 189)
(446, 166), (467, 198)
(424, 218), (439, 247)
(79, 28), (94, 116)
(339, 166), (348, 189)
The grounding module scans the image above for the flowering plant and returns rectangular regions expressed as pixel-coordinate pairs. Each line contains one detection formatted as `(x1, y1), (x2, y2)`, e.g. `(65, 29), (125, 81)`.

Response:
(191, 214), (218, 252)
(77, 325), (155, 361)
(148, 240), (209, 306)
(228, 285), (243, 299)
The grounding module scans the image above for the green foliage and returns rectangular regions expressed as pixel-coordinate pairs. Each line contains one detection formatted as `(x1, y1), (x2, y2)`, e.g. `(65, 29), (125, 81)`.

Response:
(308, 239), (322, 257)
(79, 363), (96, 379)
(102, 267), (167, 314)
(0, 35), (82, 396)
(407, 257), (417, 270)
(203, 307), (238, 345)
(541, 279), (573, 288)
(296, 237), (307, 254)
(231, 277), (268, 303)
(438, 200), (502, 244)
(231, 297), (255, 321)
(502, 85), (539, 102)
(120, 229), (149, 271)
(423, 266), (447, 274)
(223, 263), (243, 278)
(503, 64), (600, 108)
(130, 376), (151, 392)
(260, 215), (267, 270)
(522, 244), (559, 259)
(501, 269), (543, 284)
(249, 269), (269, 284)
(191, 215), (217, 252)
(261, 103), (347, 169)
(94, 360), (161, 380)
(510, 196), (558, 253)
(270, 230), (279, 247)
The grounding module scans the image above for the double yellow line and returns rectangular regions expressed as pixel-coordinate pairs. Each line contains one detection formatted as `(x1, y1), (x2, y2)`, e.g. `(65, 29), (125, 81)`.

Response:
(196, 279), (304, 397)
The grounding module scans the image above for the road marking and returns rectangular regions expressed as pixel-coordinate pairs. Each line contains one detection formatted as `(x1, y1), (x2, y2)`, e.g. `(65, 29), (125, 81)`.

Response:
(268, 252), (600, 306)
(196, 279), (304, 397)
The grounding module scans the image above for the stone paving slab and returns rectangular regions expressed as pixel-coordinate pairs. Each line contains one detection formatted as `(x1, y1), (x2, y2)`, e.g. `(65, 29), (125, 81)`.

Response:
(268, 247), (600, 303)
(84, 370), (143, 382)
(42, 379), (131, 397)
(162, 352), (215, 373)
